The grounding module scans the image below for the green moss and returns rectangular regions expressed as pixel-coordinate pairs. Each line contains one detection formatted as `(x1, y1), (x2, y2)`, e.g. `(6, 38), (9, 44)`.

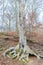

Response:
(6, 51), (10, 55)
(0, 48), (3, 51)
(12, 56), (17, 59)
(8, 53), (17, 59)
(16, 49), (19, 54)
(20, 58), (29, 63)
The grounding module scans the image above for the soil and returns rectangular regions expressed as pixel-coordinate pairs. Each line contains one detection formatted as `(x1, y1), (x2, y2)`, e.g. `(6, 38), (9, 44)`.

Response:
(0, 32), (43, 65)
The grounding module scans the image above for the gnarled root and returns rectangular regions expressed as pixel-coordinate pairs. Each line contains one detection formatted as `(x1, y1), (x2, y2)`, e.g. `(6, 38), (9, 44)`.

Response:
(3, 44), (40, 63)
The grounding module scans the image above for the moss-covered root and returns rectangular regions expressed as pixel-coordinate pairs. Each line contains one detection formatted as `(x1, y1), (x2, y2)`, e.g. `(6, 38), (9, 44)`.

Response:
(15, 44), (40, 59)
(18, 45), (40, 63)
(24, 45), (40, 59)
(19, 53), (29, 63)
(3, 47), (16, 57)
(3, 44), (40, 63)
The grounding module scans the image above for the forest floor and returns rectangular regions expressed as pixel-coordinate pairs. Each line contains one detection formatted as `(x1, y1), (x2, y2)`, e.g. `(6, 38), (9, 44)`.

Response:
(0, 32), (43, 65)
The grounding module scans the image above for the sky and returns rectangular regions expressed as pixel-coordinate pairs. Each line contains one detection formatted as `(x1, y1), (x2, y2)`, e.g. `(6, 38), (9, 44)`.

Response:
(0, 0), (43, 31)
(38, 12), (43, 23)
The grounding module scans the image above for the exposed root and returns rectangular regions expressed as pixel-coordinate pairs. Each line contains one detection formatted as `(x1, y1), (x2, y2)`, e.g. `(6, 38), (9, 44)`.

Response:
(3, 44), (40, 63)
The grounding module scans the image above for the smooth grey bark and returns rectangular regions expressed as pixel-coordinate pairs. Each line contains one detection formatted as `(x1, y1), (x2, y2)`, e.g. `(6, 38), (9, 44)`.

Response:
(17, 0), (27, 51)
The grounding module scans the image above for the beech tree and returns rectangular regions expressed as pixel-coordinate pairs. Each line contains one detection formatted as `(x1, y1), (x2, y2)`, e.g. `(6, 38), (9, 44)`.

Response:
(3, 0), (40, 63)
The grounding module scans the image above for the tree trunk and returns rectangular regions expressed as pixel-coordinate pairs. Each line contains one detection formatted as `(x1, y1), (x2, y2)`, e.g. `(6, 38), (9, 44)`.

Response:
(17, 0), (27, 51)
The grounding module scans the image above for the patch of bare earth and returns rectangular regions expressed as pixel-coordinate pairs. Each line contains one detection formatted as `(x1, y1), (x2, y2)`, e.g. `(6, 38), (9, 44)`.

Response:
(0, 32), (43, 65)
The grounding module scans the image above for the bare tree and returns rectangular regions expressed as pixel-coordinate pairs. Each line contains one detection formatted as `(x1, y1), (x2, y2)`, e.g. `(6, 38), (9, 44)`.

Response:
(3, 0), (40, 63)
(24, 0), (40, 40)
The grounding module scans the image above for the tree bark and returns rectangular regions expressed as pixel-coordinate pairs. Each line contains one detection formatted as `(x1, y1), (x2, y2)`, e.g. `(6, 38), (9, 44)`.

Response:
(16, 0), (27, 51)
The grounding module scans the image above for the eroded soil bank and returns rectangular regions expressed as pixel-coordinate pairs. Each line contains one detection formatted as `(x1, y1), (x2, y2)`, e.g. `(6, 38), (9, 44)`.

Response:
(0, 32), (43, 65)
